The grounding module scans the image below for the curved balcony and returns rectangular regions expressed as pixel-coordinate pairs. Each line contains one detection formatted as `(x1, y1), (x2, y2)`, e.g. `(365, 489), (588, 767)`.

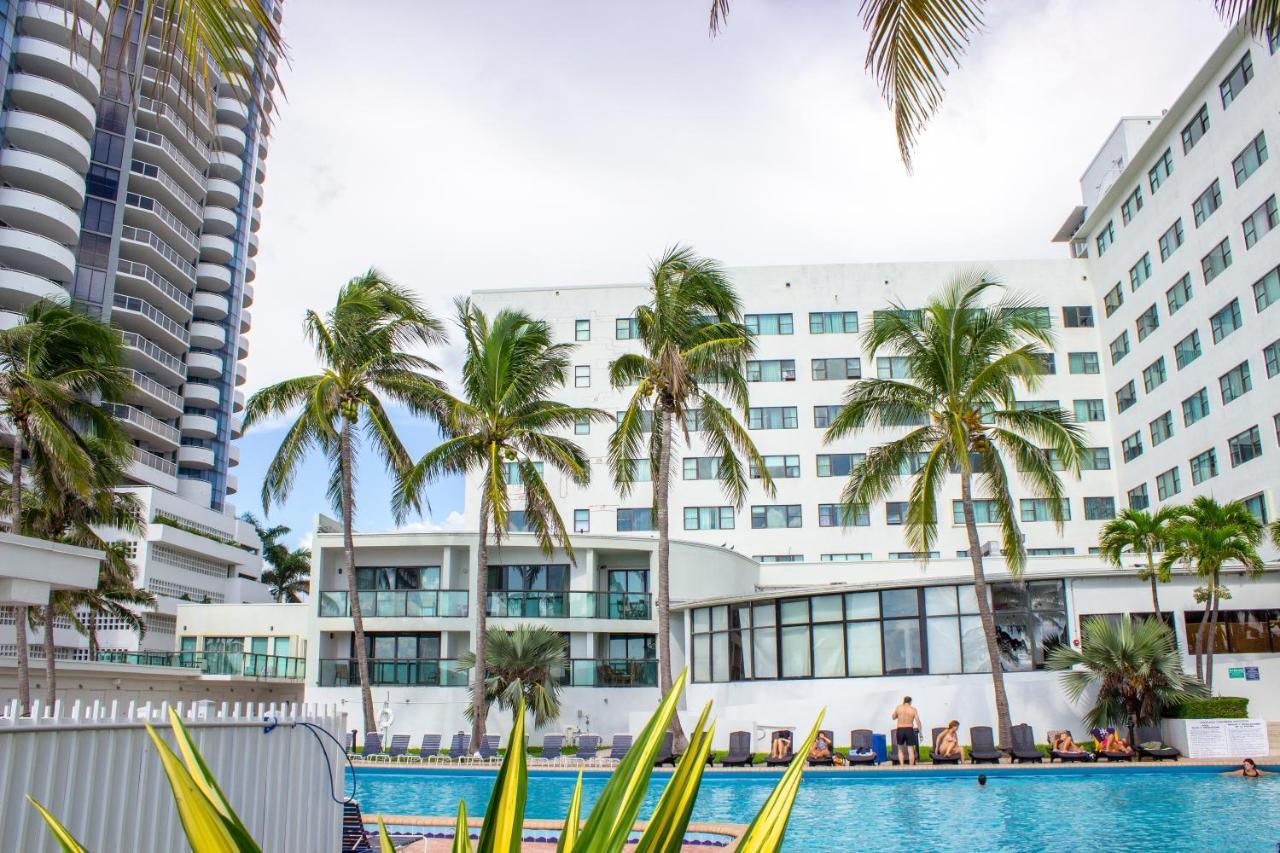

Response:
(0, 266), (66, 310)
(115, 258), (192, 321)
(15, 36), (100, 101)
(239, 308), (251, 334)
(106, 402), (179, 449)
(111, 293), (189, 352)
(8, 72), (95, 138)
(0, 147), (85, 210)
(136, 96), (210, 169)
(214, 122), (246, 156)
(177, 444), (215, 469)
(124, 192), (198, 256)
(126, 369), (182, 418)
(180, 412), (218, 439)
(197, 262), (232, 292)
(252, 180), (264, 208)
(182, 381), (220, 408)
(0, 226), (74, 281)
(235, 334), (248, 359)
(139, 66), (211, 136)
(249, 205), (261, 234)
(131, 126), (205, 197)
(228, 443), (240, 466)
(208, 150), (243, 182)
(232, 389), (245, 413)
(17, 2), (104, 64)
(254, 157), (265, 184)
(119, 225), (197, 291)
(247, 231), (259, 258)
(119, 330), (185, 385)
(229, 413), (244, 438)
(189, 320), (226, 349)
(215, 97), (248, 129)
(187, 350), (224, 380)
(127, 159), (201, 228)
(199, 233), (235, 265)
(193, 290), (229, 321)
(3, 110), (90, 173)
(225, 474), (238, 496)
(201, 204), (237, 237)
(127, 446), (178, 488)
(257, 134), (268, 162)
(0, 187), (79, 245)
(235, 360), (247, 386)
(205, 177), (240, 209)
(241, 281), (254, 307)
(245, 257), (257, 283)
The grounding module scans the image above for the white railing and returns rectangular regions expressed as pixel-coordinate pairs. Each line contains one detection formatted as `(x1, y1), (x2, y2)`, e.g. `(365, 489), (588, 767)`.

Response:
(132, 445), (177, 476)
(116, 258), (192, 313)
(124, 191), (198, 250)
(112, 293), (189, 344)
(133, 126), (205, 191)
(0, 700), (344, 853)
(127, 369), (181, 411)
(119, 330), (185, 376)
(106, 402), (180, 444)
(137, 95), (211, 163)
(119, 224), (197, 284)
(128, 157), (201, 219)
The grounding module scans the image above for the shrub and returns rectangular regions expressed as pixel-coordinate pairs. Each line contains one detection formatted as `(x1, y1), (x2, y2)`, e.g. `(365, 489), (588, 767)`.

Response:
(1166, 696), (1249, 719)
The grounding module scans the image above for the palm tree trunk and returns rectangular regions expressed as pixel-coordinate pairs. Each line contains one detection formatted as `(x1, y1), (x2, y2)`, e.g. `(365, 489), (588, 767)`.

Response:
(471, 491), (490, 748)
(960, 472), (1013, 750)
(655, 405), (686, 750)
(1205, 570), (1222, 691)
(11, 431), (31, 716)
(88, 618), (99, 661)
(1193, 578), (1213, 682)
(1146, 552), (1161, 616)
(340, 419), (376, 738)
(43, 603), (56, 707)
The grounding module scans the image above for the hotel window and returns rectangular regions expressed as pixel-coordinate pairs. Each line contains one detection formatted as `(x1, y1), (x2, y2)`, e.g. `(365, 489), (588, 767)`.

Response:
(748, 406), (798, 430)
(1156, 466), (1182, 500)
(876, 356), (912, 379)
(1150, 411), (1174, 446)
(1254, 266), (1280, 312)
(809, 311), (858, 334)
(897, 451), (932, 475)
(746, 359), (797, 382)
(1210, 298), (1242, 342)
(1136, 305), (1159, 341)
(756, 554), (804, 563)
(684, 506), (734, 530)
(1158, 218), (1185, 261)
(1104, 283), (1124, 317)
(573, 509), (590, 533)
(1116, 381), (1137, 413)
(1220, 51), (1253, 107)
(1128, 483), (1150, 510)
(1074, 399), (1105, 422)
(1015, 400), (1061, 414)
(1193, 181), (1223, 228)
(874, 308), (923, 325)
(1084, 497), (1116, 521)
(1020, 498), (1069, 523)
(1166, 273), (1194, 315)
(1182, 387), (1210, 426)
(683, 457), (721, 480)
(1028, 548), (1074, 557)
(1142, 357), (1167, 393)
(816, 452), (864, 477)
(506, 511), (532, 532)
(885, 502), (909, 525)
(1080, 447), (1112, 470)
(684, 409), (705, 432)
(750, 454), (800, 479)
(574, 365), (590, 387)
(952, 499), (998, 524)
(1121, 186), (1144, 224)
(574, 415), (590, 435)
(1063, 305), (1094, 327)
(1201, 238), (1232, 285)
(621, 458), (652, 481)
(751, 504), (802, 529)
(574, 319), (590, 341)
(1068, 352), (1099, 375)
(1095, 221), (1115, 256)
(501, 460), (544, 485)
(1121, 431), (1144, 462)
(818, 503), (870, 527)
(1185, 608), (1280, 654)
(1129, 253), (1152, 290)
(354, 566), (442, 592)
(616, 508), (655, 532)
(1243, 196), (1278, 248)
(1016, 448), (1065, 473)
(616, 410), (654, 431)
(1148, 147), (1174, 193)
(1035, 353), (1057, 375)
(811, 357), (861, 380)
(1189, 448), (1219, 485)
(745, 313), (794, 335)
(1233, 132), (1268, 186)
(1010, 306), (1052, 329)
(812, 404), (841, 428)
(1220, 361), (1252, 404)
(822, 553), (870, 562)
(1180, 104), (1210, 153)
(1265, 339), (1280, 377)
(1174, 330), (1202, 369)
(1109, 331), (1128, 363)
(615, 317), (639, 339)
(1228, 425), (1262, 467)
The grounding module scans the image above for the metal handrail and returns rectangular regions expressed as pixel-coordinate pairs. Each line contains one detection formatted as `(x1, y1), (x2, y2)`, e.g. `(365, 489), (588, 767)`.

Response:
(131, 445), (177, 476)
(560, 658), (658, 687)
(486, 590), (653, 620)
(125, 191), (198, 249)
(317, 589), (470, 619)
(104, 402), (179, 443)
(316, 658), (468, 688)
(127, 369), (181, 410)
(112, 293), (189, 343)
(119, 224), (197, 283)
(136, 95), (211, 163)
(116, 258), (192, 312)
(133, 126), (205, 191)
(129, 157), (200, 218)
(119, 330), (184, 375)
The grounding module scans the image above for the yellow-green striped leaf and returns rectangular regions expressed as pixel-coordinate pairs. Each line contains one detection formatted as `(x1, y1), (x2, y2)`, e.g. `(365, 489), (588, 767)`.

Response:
(377, 815), (395, 853)
(144, 721), (243, 853)
(476, 698), (527, 853)
(26, 797), (88, 852)
(555, 771), (584, 853)
(166, 707), (259, 850)
(735, 709), (826, 853)
(453, 800), (473, 853)
(634, 701), (715, 853)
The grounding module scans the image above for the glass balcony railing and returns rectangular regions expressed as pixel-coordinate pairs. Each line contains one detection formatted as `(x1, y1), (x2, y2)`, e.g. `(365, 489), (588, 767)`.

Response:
(486, 591), (652, 620)
(94, 650), (199, 668)
(317, 589), (470, 619)
(93, 650), (306, 680)
(316, 658), (468, 687)
(560, 658), (657, 687)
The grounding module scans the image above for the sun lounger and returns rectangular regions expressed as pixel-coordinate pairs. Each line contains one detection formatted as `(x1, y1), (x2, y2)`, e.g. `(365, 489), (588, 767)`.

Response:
(607, 734), (633, 763)
(930, 727), (962, 765)
(764, 729), (795, 767)
(1009, 724), (1044, 763)
(361, 732), (387, 762)
(968, 726), (1002, 764)
(475, 734), (501, 763)
(574, 734), (601, 764)
(720, 730), (755, 767)
(384, 734), (411, 762)
(1091, 727), (1134, 762)
(1047, 730), (1093, 763)
(846, 729), (878, 766)
(437, 732), (470, 764)
(807, 729), (836, 766)
(345, 731), (357, 758)
(406, 734), (441, 763)
(534, 734), (565, 765)
(341, 801), (373, 851)
(653, 731), (677, 766)
(1135, 725), (1180, 761)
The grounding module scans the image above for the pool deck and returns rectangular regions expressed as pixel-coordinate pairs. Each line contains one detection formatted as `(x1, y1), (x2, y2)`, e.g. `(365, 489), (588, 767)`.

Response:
(378, 816), (745, 851)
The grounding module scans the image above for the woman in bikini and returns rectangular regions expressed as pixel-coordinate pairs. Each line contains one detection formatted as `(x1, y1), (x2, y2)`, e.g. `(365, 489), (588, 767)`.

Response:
(1223, 758), (1268, 777)
(935, 720), (961, 759)
(769, 733), (792, 760)
(808, 732), (833, 762)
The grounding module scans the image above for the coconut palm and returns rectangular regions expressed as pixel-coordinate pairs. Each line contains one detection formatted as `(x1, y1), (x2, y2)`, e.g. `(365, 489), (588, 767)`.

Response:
(707, 1), (1279, 169)
(0, 300), (131, 715)
(261, 546), (311, 603)
(244, 270), (447, 735)
(1160, 496), (1264, 688)
(1047, 614), (1208, 745)
(607, 246), (772, 746)
(458, 625), (569, 729)
(239, 512), (290, 568)
(397, 300), (606, 746)
(827, 275), (1086, 747)
(1098, 507), (1181, 615)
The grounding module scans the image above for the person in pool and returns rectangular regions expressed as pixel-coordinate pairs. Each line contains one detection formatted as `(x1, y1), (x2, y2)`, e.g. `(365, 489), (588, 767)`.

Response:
(808, 731), (833, 762)
(934, 721), (962, 759)
(769, 732), (792, 760)
(1223, 758), (1268, 777)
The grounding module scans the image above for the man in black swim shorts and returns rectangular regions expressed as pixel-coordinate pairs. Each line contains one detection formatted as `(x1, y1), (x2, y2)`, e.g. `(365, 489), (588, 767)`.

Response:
(891, 696), (922, 765)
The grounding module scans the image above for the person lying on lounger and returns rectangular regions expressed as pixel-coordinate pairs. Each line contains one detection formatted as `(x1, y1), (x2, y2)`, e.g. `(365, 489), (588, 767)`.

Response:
(935, 721), (961, 759)
(1052, 731), (1086, 755)
(769, 734), (792, 760)
(1223, 758), (1268, 777)
(809, 732), (833, 762)
(1100, 731), (1132, 754)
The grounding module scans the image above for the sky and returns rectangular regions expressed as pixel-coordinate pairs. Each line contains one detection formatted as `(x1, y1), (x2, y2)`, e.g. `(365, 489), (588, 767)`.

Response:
(236, 0), (1232, 547)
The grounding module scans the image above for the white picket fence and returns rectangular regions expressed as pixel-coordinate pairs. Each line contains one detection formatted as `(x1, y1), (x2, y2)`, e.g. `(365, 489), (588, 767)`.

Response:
(0, 698), (347, 853)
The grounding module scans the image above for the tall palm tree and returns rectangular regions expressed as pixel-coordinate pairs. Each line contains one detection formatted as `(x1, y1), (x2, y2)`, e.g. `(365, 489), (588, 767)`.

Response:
(77, 542), (156, 661)
(261, 546), (311, 603)
(458, 625), (568, 729)
(607, 246), (772, 747)
(1160, 496), (1264, 688)
(828, 275), (1086, 747)
(397, 300), (606, 746)
(244, 270), (447, 735)
(1098, 507), (1181, 615)
(706, 0), (1280, 170)
(240, 512), (291, 569)
(0, 300), (130, 715)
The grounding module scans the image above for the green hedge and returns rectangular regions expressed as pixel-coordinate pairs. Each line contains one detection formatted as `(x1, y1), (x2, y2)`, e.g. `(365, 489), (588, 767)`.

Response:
(1166, 697), (1249, 719)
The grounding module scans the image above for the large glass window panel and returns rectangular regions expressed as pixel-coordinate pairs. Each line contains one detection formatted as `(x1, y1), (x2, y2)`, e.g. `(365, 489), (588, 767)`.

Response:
(845, 621), (882, 676)
(882, 620), (924, 674)
(1033, 610), (1069, 667)
(994, 613), (1033, 671)
(753, 602), (776, 626)
(881, 588), (919, 618)
(753, 626), (778, 678)
(780, 599), (809, 624)
(812, 623), (846, 677)
(927, 617), (963, 674)
(924, 586), (958, 615)
(811, 595), (843, 622)
(712, 632), (729, 682)
(845, 591), (879, 619)
(693, 634), (710, 682)
(780, 625), (812, 677)
(711, 605), (729, 631)
(960, 615), (991, 672)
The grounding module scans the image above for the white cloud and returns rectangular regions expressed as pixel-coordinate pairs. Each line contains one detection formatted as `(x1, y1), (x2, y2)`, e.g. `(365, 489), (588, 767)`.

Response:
(394, 511), (468, 534)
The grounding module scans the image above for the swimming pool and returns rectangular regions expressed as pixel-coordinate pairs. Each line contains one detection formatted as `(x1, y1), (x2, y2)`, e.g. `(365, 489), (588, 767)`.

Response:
(352, 765), (1280, 852)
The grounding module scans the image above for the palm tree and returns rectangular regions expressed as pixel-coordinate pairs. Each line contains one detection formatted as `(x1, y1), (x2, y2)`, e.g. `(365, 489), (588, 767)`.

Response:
(397, 300), (606, 746)
(1047, 615), (1208, 746)
(244, 270), (447, 735)
(458, 625), (568, 729)
(240, 512), (290, 569)
(607, 246), (772, 747)
(706, 1), (1279, 169)
(0, 300), (131, 715)
(1160, 496), (1264, 689)
(261, 547), (311, 603)
(77, 542), (156, 661)
(828, 275), (1086, 747)
(1098, 507), (1181, 615)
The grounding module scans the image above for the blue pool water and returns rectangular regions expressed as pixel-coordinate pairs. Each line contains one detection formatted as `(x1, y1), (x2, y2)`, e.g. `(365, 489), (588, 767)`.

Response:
(352, 765), (1280, 852)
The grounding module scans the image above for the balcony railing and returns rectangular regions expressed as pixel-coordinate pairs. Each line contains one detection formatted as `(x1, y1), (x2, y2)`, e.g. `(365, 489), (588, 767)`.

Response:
(120, 330), (185, 376)
(134, 126), (205, 191)
(486, 591), (652, 620)
(104, 402), (179, 444)
(125, 191), (199, 250)
(129, 157), (201, 219)
(132, 445), (177, 477)
(128, 369), (181, 411)
(317, 589), (469, 619)
(560, 658), (657, 688)
(93, 650), (306, 680)
(120, 224), (197, 284)
(316, 658), (468, 687)
(113, 293), (190, 344)
(93, 650), (199, 668)
(117, 258), (193, 313)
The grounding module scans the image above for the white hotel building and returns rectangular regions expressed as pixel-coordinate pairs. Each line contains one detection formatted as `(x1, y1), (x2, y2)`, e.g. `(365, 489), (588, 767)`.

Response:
(178, 24), (1279, 744)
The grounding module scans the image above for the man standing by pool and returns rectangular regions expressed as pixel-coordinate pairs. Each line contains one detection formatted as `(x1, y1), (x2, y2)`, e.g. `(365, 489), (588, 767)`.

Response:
(891, 696), (922, 765)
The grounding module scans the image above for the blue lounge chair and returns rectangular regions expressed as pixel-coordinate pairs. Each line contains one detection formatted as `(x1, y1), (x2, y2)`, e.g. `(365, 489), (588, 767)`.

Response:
(440, 732), (470, 763)
(406, 733), (441, 763)
(574, 734), (601, 763)
(475, 734), (501, 762)
(342, 801), (373, 851)
(384, 734), (411, 762)
(361, 732), (387, 761)
(607, 734), (633, 763)
(534, 734), (565, 765)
